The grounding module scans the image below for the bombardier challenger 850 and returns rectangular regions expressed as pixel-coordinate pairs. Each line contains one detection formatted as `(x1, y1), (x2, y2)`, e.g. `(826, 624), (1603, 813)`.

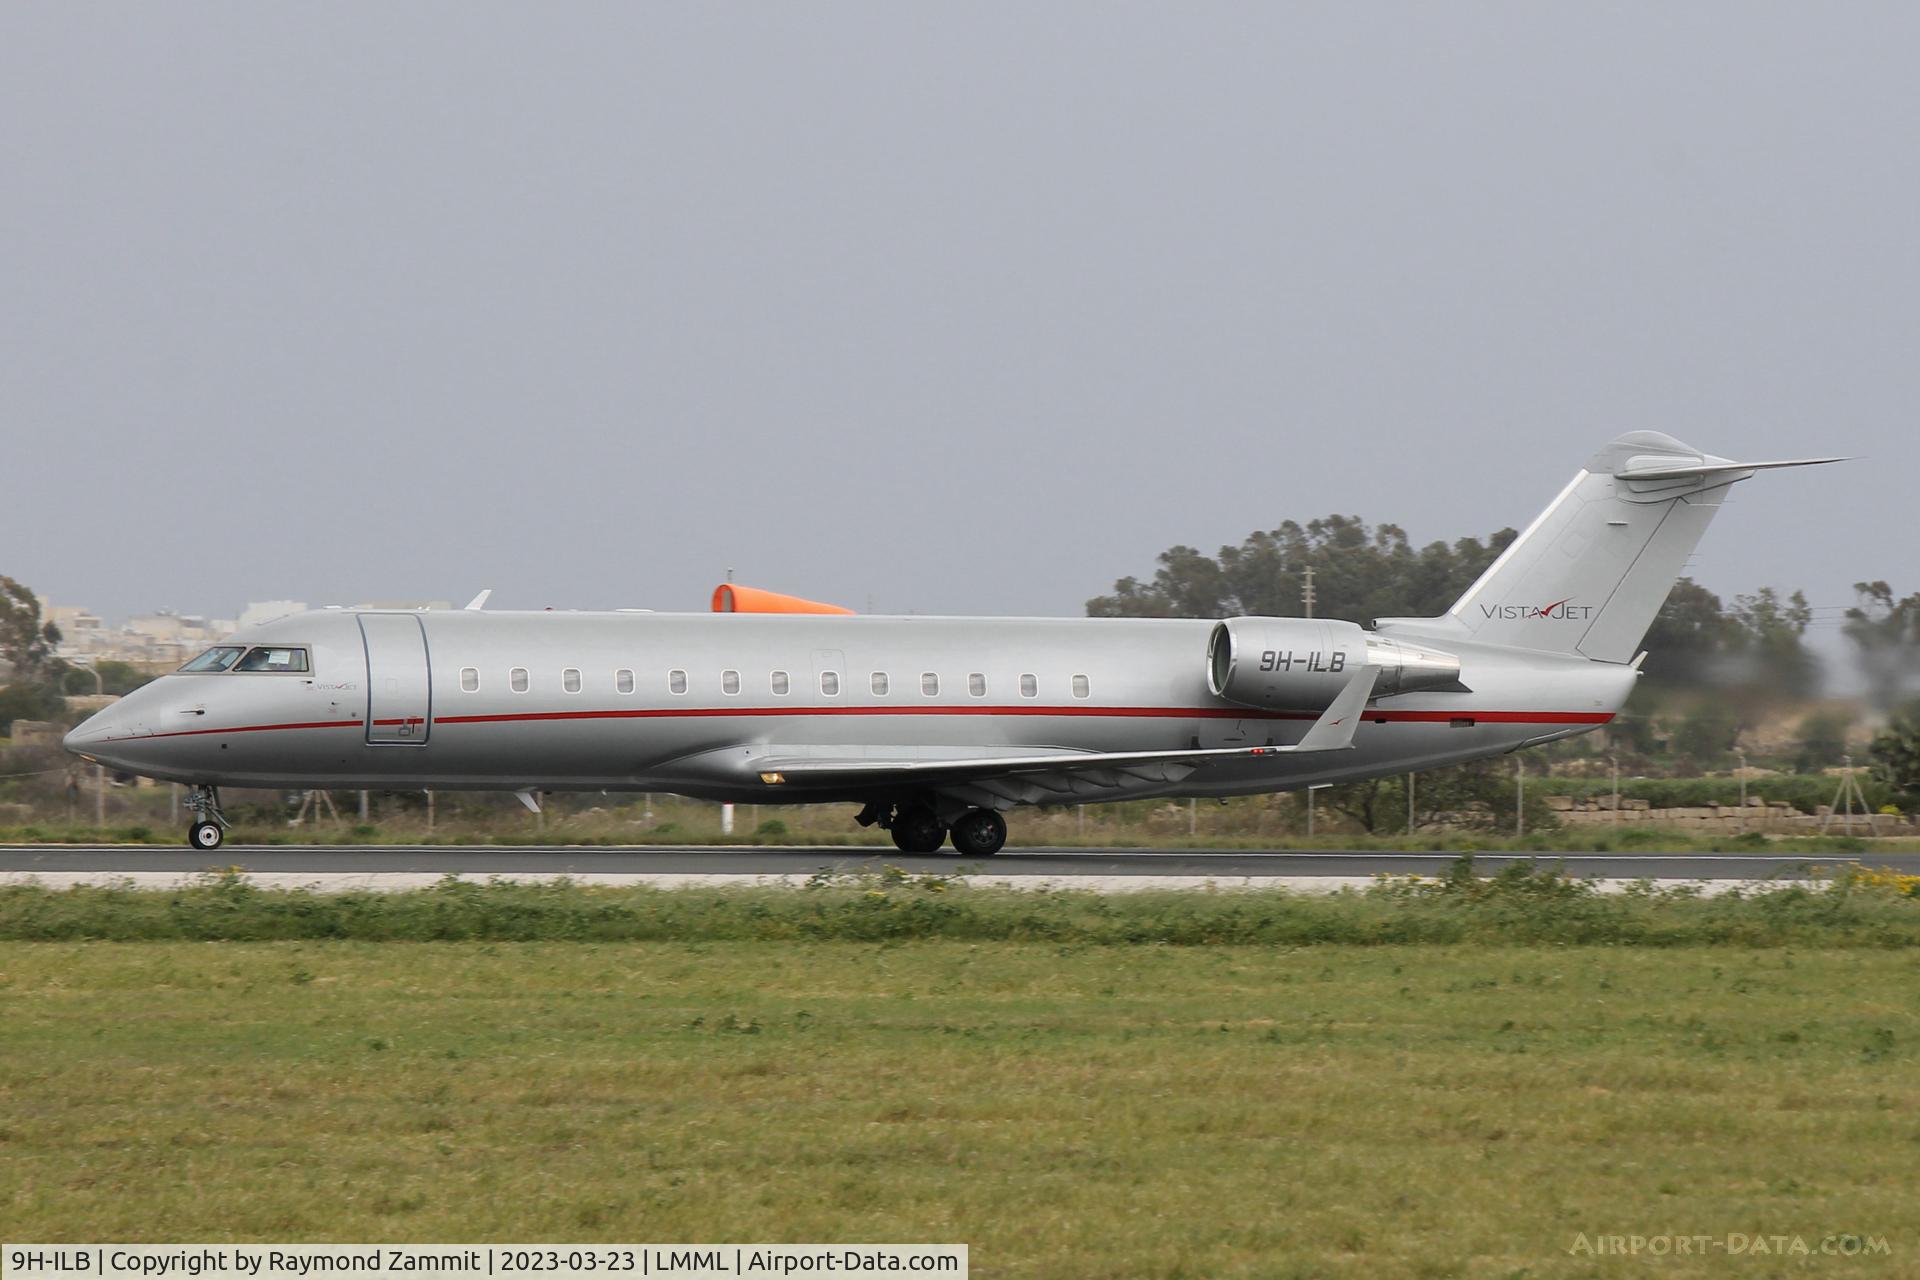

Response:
(65, 432), (1839, 854)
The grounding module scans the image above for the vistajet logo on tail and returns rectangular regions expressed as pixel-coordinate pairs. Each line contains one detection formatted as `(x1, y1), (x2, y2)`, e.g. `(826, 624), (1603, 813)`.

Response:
(1480, 597), (1597, 621)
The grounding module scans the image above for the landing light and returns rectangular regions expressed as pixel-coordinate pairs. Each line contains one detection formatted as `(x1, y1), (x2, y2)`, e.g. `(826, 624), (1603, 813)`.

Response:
(759, 772), (786, 785)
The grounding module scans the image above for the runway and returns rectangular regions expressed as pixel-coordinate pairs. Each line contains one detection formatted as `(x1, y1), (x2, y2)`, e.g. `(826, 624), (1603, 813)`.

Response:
(1, 843), (1908, 894)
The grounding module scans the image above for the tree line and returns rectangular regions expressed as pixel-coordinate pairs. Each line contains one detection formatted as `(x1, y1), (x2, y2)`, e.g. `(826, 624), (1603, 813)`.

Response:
(1085, 515), (1833, 691)
(1087, 516), (1920, 799)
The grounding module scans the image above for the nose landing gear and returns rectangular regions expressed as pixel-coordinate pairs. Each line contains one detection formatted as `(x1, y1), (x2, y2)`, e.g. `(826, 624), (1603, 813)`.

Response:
(184, 785), (230, 850)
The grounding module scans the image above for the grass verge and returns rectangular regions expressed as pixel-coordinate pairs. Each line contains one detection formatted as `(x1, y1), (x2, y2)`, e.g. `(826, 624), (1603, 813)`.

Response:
(0, 938), (1913, 1276)
(3, 861), (1920, 947)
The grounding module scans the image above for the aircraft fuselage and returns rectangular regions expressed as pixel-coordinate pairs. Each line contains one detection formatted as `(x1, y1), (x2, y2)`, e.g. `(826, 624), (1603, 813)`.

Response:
(68, 608), (1629, 803)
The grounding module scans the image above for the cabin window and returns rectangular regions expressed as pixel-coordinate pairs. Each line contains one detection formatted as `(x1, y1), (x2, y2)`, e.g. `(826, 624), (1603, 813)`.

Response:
(1020, 673), (1037, 698)
(968, 672), (986, 698)
(510, 667), (529, 693)
(722, 669), (741, 695)
(562, 668), (582, 694)
(179, 645), (245, 673)
(1072, 674), (1091, 699)
(669, 669), (688, 695)
(818, 671), (839, 696)
(771, 670), (791, 696)
(459, 667), (479, 693)
(615, 668), (635, 695)
(234, 646), (310, 673)
(871, 672), (888, 695)
(921, 672), (939, 697)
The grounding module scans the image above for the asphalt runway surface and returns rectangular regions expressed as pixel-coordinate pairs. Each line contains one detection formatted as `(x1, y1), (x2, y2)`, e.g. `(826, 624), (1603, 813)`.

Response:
(2, 844), (1912, 881)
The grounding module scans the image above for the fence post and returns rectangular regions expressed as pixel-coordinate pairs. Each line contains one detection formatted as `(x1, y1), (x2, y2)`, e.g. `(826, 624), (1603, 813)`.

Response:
(1515, 757), (1524, 838)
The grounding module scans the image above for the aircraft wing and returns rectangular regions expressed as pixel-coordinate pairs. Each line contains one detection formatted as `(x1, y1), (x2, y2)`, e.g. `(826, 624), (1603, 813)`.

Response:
(749, 666), (1379, 800)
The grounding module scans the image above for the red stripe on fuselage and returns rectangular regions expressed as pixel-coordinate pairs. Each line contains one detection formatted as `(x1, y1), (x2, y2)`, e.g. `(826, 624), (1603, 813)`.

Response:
(101, 705), (1612, 743)
(99, 718), (366, 743)
(434, 706), (1613, 726)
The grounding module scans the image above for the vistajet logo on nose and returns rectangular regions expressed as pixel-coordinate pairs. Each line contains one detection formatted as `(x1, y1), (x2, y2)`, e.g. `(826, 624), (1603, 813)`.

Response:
(1480, 597), (1597, 621)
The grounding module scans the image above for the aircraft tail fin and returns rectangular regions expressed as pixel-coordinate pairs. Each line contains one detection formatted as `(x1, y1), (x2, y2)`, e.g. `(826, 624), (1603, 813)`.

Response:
(1381, 432), (1843, 663)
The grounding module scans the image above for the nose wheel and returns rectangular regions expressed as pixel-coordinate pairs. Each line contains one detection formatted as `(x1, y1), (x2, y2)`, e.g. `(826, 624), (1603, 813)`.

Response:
(183, 785), (231, 849)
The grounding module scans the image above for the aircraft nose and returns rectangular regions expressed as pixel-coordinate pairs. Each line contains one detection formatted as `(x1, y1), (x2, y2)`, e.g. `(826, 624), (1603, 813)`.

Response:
(64, 707), (124, 758)
(63, 702), (150, 765)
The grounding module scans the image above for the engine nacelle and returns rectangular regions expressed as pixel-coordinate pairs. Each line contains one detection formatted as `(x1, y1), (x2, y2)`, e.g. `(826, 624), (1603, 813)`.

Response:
(1206, 617), (1462, 711)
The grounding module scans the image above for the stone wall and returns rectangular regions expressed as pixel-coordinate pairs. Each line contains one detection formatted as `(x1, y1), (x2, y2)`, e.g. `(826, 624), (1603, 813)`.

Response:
(1546, 794), (1914, 835)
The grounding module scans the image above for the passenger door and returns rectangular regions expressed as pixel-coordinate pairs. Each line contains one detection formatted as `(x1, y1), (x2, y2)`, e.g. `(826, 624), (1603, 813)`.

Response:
(360, 613), (432, 744)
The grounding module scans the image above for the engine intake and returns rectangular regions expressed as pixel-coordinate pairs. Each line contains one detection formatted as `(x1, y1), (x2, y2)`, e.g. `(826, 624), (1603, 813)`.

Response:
(1207, 617), (1462, 711)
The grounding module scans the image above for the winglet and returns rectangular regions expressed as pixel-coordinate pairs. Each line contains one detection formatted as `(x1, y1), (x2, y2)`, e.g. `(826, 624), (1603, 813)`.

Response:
(1290, 665), (1380, 752)
(464, 589), (493, 612)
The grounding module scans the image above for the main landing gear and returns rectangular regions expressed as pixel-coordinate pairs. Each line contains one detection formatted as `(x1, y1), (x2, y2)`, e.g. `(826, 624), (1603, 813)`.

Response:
(185, 785), (229, 850)
(890, 806), (947, 854)
(857, 801), (1009, 856)
(949, 808), (1008, 857)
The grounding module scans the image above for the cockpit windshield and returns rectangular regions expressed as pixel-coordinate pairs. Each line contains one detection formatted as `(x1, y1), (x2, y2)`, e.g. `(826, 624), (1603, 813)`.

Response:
(234, 646), (310, 673)
(179, 646), (245, 673)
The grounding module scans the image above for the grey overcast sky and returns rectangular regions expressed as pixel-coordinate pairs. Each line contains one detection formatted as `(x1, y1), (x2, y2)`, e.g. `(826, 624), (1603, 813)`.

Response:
(2, 3), (1912, 627)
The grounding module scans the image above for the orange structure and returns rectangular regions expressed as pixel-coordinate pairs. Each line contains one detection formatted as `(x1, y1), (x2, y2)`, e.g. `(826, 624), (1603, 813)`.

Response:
(710, 584), (854, 615)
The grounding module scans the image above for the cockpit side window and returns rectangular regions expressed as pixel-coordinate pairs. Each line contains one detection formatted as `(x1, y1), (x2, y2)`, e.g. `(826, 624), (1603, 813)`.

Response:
(180, 646), (245, 673)
(233, 646), (311, 673)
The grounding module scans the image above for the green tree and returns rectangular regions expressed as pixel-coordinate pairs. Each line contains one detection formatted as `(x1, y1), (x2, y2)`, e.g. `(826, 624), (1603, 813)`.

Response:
(1843, 581), (1920, 709)
(0, 682), (66, 737)
(1793, 711), (1851, 773)
(1604, 709), (1660, 757)
(0, 577), (62, 682)
(1639, 579), (1737, 686)
(60, 660), (152, 697)
(1867, 699), (1920, 804)
(1672, 702), (1739, 769)
(1726, 586), (1818, 698)
(1322, 774), (1404, 834)
(1321, 758), (1556, 834)
(1087, 516), (1515, 622)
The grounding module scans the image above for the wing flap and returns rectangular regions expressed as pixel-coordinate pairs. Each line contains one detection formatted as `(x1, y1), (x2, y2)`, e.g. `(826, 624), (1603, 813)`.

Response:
(753, 665), (1380, 790)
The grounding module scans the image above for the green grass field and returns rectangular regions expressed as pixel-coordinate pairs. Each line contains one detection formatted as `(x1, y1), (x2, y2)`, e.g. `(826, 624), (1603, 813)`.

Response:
(3, 931), (1916, 1277)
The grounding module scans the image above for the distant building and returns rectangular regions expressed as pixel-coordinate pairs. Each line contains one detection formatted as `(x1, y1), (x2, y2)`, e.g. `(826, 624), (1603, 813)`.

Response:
(117, 611), (227, 666)
(8, 721), (66, 750)
(45, 604), (105, 645)
(45, 603), (112, 664)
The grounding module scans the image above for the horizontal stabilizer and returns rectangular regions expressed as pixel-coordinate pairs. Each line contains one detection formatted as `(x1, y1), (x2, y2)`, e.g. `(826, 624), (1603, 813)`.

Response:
(1616, 455), (1848, 481)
